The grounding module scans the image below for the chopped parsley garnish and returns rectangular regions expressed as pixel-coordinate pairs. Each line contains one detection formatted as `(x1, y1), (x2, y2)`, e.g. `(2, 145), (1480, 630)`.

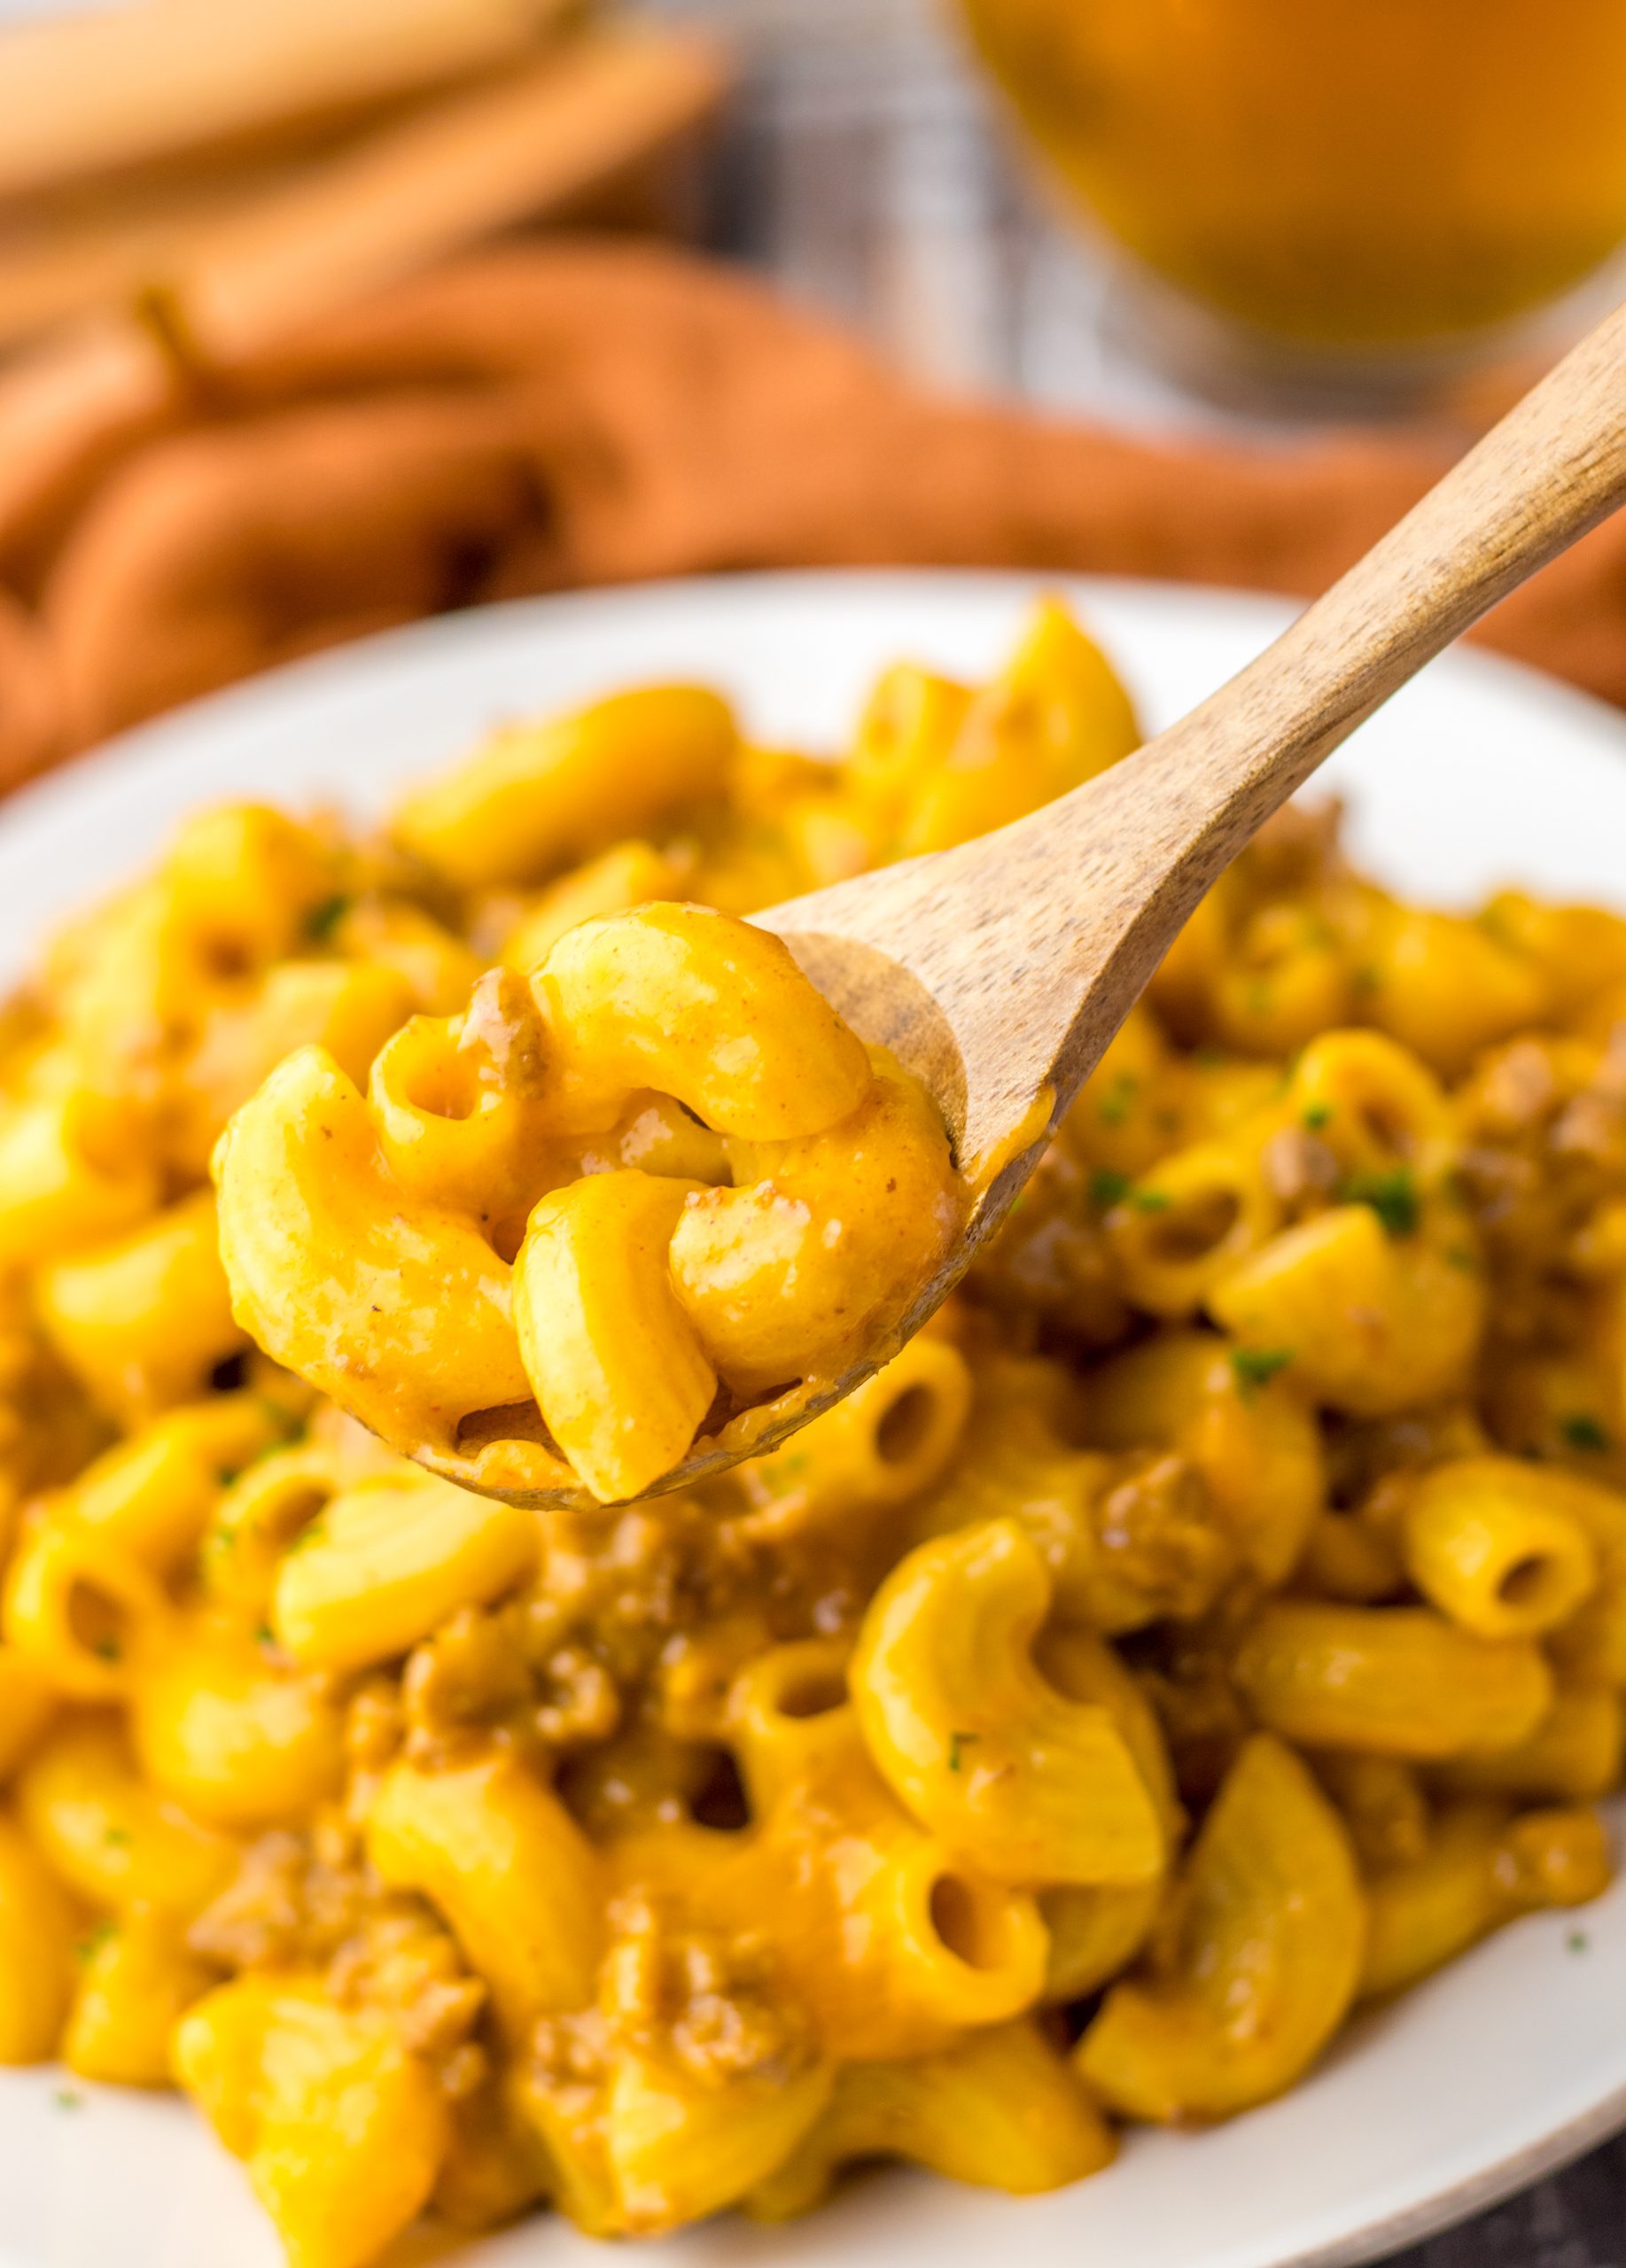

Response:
(302, 893), (353, 943)
(1089, 1169), (1132, 1210)
(1096, 1075), (1138, 1127)
(1568, 1928), (1591, 1955)
(1302, 1102), (1333, 1130)
(103, 1828), (130, 1850)
(1444, 1244), (1479, 1273)
(1342, 1167), (1419, 1239)
(1561, 1413), (1612, 1456)
(1230, 1347), (1294, 1398)
(255, 1395), (304, 1442)
(53, 2090), (82, 2112)
(947, 1731), (980, 1774)
(1131, 1188), (1171, 1213)
(218, 1438), (292, 1491)
(75, 1921), (116, 1966)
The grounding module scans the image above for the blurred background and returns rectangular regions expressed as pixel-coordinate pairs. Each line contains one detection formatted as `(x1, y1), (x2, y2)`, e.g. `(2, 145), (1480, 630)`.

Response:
(1, 0), (1625, 2259)
(4, 0), (1626, 430)
(662, 0), (1626, 431)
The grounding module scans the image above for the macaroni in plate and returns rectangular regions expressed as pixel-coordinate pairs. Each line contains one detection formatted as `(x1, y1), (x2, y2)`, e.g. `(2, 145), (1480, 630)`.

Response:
(0, 597), (1621, 2268)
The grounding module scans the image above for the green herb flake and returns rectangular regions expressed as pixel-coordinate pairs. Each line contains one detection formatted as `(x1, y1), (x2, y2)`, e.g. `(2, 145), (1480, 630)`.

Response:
(1132, 1188), (1171, 1213)
(947, 1730), (980, 1774)
(1302, 1102), (1333, 1131)
(1096, 1075), (1138, 1128)
(302, 893), (353, 944)
(1089, 1168), (1132, 1209)
(1444, 1244), (1479, 1273)
(1230, 1347), (1294, 1398)
(53, 2090), (82, 2112)
(1561, 1413), (1612, 1456)
(103, 1827), (131, 1850)
(91, 1635), (121, 1664)
(1342, 1167), (1419, 1239)
(254, 1396), (304, 1443)
(220, 1440), (289, 1492)
(1568, 1928), (1591, 1954)
(255, 1621), (277, 1650)
(75, 1921), (116, 1966)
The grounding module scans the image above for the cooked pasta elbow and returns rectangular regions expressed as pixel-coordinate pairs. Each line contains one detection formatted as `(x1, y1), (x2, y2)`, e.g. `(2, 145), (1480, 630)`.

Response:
(1077, 1736), (1365, 2121)
(670, 1052), (959, 1395)
(213, 1045), (531, 1459)
(747, 2019), (1114, 2219)
(514, 1170), (716, 1503)
(392, 686), (737, 890)
(533, 902), (871, 1139)
(0, 1812), (75, 2063)
(174, 1976), (448, 2268)
(366, 1753), (603, 2033)
(1399, 1456), (1599, 1637)
(851, 1519), (1166, 1887)
(272, 1467), (536, 1671)
(1231, 1601), (1553, 1759)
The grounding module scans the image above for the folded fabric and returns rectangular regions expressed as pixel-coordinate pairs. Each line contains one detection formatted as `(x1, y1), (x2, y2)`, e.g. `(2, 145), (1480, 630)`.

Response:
(4, 238), (1622, 793)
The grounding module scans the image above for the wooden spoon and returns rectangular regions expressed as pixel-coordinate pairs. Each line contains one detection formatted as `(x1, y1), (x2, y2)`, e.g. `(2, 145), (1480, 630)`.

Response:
(751, 314), (1626, 1377)
(479, 296), (1626, 1508)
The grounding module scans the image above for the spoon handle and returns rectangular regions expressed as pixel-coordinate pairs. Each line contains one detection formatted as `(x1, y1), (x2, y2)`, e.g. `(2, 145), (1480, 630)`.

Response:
(763, 295), (1626, 1181)
(1123, 291), (1626, 849)
(976, 289), (1626, 1138)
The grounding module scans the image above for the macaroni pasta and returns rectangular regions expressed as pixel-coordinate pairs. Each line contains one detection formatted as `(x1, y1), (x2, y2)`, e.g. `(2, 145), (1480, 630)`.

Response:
(0, 599), (1617, 2268)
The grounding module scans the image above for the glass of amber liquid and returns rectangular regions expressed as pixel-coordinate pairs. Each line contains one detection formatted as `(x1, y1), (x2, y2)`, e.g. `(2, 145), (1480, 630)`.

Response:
(957, 0), (1626, 405)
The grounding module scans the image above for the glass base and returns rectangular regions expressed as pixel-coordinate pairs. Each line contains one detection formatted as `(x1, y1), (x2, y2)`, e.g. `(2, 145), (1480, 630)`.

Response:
(1095, 247), (1626, 430)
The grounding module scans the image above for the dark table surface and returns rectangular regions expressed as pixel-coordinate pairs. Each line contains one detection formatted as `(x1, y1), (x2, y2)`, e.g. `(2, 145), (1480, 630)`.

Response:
(646, 3), (1626, 2259)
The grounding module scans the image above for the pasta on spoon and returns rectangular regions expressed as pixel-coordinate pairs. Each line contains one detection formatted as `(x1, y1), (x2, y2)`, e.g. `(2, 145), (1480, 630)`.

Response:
(211, 598), (1134, 1507)
(214, 903), (969, 1505)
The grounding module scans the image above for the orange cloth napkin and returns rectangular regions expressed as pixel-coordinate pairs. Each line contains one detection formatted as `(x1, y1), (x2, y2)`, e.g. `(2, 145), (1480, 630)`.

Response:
(3, 238), (1622, 793)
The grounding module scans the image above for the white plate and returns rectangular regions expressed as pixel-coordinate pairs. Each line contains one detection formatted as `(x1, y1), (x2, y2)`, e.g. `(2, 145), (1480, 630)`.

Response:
(2, 569), (1624, 2268)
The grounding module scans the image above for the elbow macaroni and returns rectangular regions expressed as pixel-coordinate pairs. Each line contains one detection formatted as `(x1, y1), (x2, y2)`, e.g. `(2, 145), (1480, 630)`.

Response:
(1077, 1736), (1366, 2121)
(215, 905), (967, 1506)
(850, 1520), (1166, 1887)
(0, 600), (1621, 2263)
